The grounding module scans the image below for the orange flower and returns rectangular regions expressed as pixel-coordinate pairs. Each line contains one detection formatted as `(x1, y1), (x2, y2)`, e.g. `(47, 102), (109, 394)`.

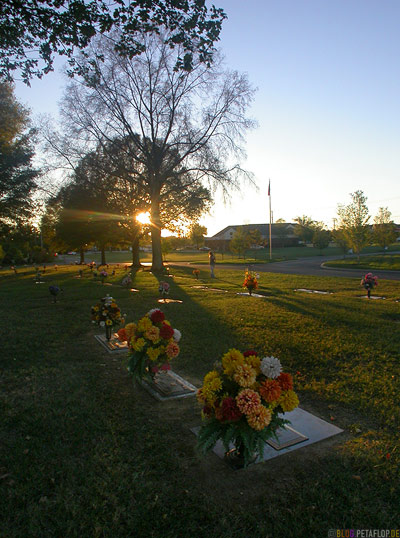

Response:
(277, 372), (293, 391)
(247, 405), (272, 431)
(165, 341), (180, 359)
(117, 328), (127, 342)
(259, 379), (281, 403)
(236, 389), (261, 415)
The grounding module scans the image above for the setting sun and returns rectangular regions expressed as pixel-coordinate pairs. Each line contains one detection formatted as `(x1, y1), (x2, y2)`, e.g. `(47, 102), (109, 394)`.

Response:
(136, 212), (151, 225)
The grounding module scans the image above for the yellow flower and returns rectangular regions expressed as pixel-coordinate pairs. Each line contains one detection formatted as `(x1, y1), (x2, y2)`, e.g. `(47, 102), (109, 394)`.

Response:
(105, 319), (113, 326)
(125, 323), (136, 340)
(137, 316), (153, 333)
(93, 306), (99, 312)
(244, 354), (261, 374)
(132, 338), (146, 352)
(147, 347), (161, 361)
(221, 349), (244, 377)
(202, 372), (222, 404)
(278, 390), (299, 412)
(247, 405), (272, 431)
(145, 326), (160, 343)
(233, 364), (257, 387)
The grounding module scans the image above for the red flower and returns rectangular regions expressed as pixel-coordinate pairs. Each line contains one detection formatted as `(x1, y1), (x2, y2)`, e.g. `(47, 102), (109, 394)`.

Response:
(160, 322), (174, 340)
(117, 328), (127, 342)
(244, 350), (258, 357)
(221, 397), (242, 422)
(202, 405), (213, 418)
(160, 363), (171, 371)
(150, 309), (165, 323)
(277, 372), (293, 391)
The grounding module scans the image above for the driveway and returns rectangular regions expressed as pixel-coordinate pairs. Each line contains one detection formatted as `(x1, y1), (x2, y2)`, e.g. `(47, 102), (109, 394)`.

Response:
(169, 255), (400, 281)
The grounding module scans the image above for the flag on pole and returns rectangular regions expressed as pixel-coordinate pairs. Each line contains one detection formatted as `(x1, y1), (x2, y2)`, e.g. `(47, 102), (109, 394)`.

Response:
(268, 179), (270, 196)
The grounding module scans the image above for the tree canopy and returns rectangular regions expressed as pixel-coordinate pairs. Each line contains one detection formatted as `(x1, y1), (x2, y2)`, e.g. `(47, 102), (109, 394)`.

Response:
(337, 190), (371, 259)
(0, 81), (38, 230)
(373, 207), (397, 250)
(0, 0), (226, 84)
(53, 32), (255, 271)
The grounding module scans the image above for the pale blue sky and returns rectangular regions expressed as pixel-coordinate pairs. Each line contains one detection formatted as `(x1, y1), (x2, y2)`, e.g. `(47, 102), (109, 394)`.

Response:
(15, 0), (400, 235)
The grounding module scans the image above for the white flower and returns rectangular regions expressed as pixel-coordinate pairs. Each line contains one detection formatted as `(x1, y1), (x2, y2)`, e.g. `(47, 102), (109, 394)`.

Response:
(147, 308), (161, 317)
(260, 356), (282, 379)
(99, 321), (105, 327)
(173, 329), (182, 342)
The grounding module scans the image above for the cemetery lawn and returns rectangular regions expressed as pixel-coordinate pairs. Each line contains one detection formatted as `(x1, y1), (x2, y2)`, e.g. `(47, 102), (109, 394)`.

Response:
(324, 254), (400, 271)
(1, 264), (399, 537)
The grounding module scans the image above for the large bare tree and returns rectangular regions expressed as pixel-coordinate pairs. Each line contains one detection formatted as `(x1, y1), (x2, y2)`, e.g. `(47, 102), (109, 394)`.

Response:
(58, 32), (255, 271)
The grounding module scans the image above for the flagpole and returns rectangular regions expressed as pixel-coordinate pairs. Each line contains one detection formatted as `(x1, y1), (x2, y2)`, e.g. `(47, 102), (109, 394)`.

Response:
(268, 179), (272, 260)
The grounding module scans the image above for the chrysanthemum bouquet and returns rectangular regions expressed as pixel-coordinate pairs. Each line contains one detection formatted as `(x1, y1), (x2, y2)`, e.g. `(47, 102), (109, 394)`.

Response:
(159, 281), (170, 298)
(197, 349), (299, 467)
(361, 273), (378, 298)
(243, 270), (259, 295)
(91, 295), (124, 339)
(193, 269), (200, 280)
(100, 269), (108, 283)
(124, 309), (181, 381)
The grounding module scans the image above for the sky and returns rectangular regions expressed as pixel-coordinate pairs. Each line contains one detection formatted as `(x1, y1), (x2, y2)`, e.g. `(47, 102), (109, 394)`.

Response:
(14, 0), (400, 237)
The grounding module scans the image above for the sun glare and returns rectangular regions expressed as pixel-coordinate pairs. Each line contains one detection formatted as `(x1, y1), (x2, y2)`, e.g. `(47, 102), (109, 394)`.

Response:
(136, 212), (151, 225)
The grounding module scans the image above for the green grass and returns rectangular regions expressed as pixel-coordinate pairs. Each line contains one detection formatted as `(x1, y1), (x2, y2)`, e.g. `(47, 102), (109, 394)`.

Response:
(1, 264), (399, 537)
(324, 254), (400, 271)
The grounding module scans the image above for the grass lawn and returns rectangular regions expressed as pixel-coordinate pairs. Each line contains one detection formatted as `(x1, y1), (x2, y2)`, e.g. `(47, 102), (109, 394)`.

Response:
(324, 254), (400, 271)
(1, 264), (399, 537)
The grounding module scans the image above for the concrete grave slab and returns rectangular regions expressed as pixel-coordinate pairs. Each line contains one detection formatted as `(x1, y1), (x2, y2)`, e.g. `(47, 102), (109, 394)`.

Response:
(94, 334), (129, 354)
(236, 292), (268, 298)
(294, 289), (332, 295)
(139, 370), (197, 401)
(157, 298), (183, 304)
(192, 407), (343, 465)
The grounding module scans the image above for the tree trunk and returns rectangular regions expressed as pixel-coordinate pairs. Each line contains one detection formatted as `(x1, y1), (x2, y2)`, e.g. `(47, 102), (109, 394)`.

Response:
(131, 225), (141, 267)
(150, 189), (164, 272)
(79, 248), (85, 264)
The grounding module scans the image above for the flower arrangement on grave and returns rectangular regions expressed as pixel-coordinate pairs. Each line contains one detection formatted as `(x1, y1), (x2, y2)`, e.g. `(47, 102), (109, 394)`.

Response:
(91, 295), (124, 340)
(243, 270), (259, 295)
(197, 349), (299, 468)
(159, 281), (170, 298)
(126, 308), (181, 381)
(121, 274), (132, 288)
(361, 272), (378, 298)
(100, 269), (108, 284)
(193, 269), (200, 280)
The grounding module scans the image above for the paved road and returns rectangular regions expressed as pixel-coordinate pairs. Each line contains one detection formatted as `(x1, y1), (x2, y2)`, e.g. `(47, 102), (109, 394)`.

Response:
(170, 255), (400, 281)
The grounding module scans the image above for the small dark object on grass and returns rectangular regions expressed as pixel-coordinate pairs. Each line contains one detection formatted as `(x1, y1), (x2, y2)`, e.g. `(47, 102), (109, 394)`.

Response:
(49, 285), (63, 303)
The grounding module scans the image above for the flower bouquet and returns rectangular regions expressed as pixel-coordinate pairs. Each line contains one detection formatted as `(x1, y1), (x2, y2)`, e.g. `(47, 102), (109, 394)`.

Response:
(91, 294), (124, 340)
(125, 308), (181, 381)
(159, 281), (170, 299)
(197, 349), (299, 468)
(100, 269), (108, 284)
(361, 272), (378, 298)
(243, 270), (259, 295)
(193, 269), (200, 280)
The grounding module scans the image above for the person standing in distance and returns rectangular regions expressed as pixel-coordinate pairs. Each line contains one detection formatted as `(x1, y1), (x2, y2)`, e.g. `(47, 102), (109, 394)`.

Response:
(209, 250), (216, 278)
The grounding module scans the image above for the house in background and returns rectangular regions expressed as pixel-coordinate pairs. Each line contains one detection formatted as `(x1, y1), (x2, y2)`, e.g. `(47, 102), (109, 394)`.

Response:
(205, 223), (300, 251)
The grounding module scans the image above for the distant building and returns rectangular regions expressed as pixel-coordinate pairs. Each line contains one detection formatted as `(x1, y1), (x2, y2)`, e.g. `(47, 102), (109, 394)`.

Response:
(205, 223), (300, 250)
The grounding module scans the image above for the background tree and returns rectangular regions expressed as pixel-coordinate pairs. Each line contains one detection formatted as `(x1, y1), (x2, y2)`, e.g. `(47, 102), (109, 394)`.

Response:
(0, 81), (38, 232)
(373, 207), (397, 251)
(312, 228), (331, 253)
(230, 227), (251, 259)
(190, 223), (208, 249)
(332, 227), (349, 258)
(0, 0), (226, 84)
(337, 190), (371, 260)
(55, 32), (255, 271)
(293, 215), (315, 243)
